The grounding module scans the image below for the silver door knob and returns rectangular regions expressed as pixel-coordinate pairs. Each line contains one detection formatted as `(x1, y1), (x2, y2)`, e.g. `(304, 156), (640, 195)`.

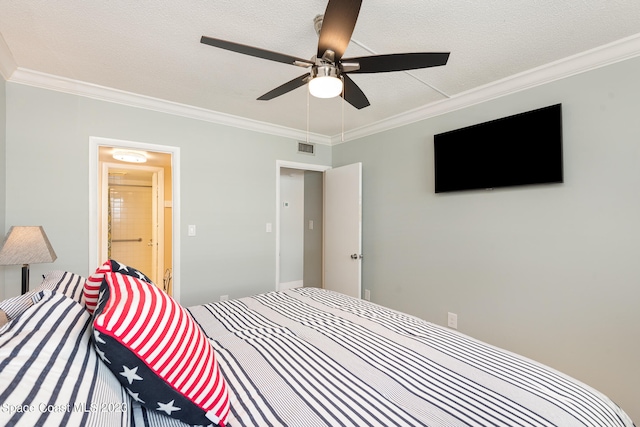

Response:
(350, 254), (363, 259)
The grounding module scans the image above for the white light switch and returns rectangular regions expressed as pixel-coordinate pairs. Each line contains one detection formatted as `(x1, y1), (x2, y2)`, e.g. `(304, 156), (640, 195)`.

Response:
(266, 223), (272, 233)
(188, 225), (196, 236)
(309, 220), (314, 230)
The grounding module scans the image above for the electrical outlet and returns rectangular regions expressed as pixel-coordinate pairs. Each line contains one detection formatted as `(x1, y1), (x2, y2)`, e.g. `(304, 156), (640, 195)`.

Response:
(447, 312), (458, 329)
(364, 289), (371, 301)
(220, 295), (228, 302)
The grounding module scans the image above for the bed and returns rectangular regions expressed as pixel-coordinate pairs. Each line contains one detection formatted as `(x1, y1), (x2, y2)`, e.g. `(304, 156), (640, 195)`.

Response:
(0, 266), (635, 427)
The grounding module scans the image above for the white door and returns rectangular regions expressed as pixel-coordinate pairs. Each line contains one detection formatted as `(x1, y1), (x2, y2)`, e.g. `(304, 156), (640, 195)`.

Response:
(323, 162), (362, 298)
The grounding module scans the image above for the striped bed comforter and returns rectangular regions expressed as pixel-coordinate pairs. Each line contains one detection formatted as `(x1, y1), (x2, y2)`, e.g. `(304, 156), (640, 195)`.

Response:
(185, 287), (633, 427)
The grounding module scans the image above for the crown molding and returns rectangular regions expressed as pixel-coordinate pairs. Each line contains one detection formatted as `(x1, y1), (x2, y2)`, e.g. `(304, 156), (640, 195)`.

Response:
(7, 68), (332, 145)
(0, 33), (17, 80)
(331, 32), (640, 144)
(5, 32), (640, 145)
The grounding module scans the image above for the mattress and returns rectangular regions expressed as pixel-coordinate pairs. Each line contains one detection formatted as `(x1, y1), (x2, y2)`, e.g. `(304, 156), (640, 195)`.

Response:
(184, 287), (633, 427)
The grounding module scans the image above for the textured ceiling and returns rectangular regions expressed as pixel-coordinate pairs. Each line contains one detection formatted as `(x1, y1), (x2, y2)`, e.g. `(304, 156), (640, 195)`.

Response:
(1, 0), (640, 138)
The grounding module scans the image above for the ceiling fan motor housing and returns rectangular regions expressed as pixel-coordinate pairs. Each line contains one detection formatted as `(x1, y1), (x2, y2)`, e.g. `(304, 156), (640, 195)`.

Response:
(311, 64), (341, 80)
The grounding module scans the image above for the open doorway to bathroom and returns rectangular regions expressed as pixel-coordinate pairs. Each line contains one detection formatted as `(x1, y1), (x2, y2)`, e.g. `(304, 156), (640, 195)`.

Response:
(97, 146), (174, 295)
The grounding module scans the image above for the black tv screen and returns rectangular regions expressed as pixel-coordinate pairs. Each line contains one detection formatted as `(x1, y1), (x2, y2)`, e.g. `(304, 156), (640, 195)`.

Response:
(434, 104), (563, 193)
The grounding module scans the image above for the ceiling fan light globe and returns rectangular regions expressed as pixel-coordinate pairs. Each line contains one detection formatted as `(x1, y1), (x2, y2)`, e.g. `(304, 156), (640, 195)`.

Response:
(309, 76), (343, 98)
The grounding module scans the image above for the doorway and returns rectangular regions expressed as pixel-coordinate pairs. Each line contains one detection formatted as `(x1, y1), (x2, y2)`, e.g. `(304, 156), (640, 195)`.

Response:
(101, 162), (165, 286)
(276, 161), (330, 291)
(276, 160), (363, 298)
(279, 168), (324, 290)
(89, 138), (179, 300)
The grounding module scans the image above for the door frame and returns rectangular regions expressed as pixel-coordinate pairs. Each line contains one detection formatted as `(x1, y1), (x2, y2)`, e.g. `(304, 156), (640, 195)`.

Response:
(89, 137), (182, 302)
(275, 160), (331, 291)
(100, 162), (165, 285)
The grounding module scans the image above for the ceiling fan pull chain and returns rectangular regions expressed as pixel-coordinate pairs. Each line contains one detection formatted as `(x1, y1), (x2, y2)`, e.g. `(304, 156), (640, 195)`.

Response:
(341, 78), (345, 142)
(306, 87), (310, 144)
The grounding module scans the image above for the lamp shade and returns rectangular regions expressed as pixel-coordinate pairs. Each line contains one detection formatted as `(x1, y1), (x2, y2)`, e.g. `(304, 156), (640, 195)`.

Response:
(0, 226), (57, 266)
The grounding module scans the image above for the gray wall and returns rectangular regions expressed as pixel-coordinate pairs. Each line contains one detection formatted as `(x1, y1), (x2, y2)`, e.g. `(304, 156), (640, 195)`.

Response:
(304, 170), (323, 287)
(332, 56), (640, 421)
(0, 77), (5, 300)
(2, 83), (331, 306)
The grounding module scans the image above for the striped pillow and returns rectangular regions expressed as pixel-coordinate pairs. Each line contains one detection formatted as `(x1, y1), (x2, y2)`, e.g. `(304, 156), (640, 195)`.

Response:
(0, 291), (130, 426)
(0, 270), (87, 320)
(92, 272), (230, 426)
(84, 260), (152, 314)
(40, 270), (87, 304)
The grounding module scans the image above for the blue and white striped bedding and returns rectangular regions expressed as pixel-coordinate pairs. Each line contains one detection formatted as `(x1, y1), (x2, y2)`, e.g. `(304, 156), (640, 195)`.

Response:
(0, 291), (130, 427)
(185, 287), (634, 427)
(1, 280), (634, 427)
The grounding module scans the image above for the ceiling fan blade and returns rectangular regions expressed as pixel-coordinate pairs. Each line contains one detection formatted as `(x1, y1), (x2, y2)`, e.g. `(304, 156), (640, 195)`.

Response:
(257, 73), (310, 101)
(317, 0), (362, 61)
(343, 52), (450, 73)
(201, 36), (313, 67)
(341, 74), (370, 109)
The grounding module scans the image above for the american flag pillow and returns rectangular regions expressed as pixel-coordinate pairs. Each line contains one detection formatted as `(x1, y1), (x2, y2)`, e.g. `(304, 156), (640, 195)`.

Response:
(84, 259), (152, 314)
(92, 272), (230, 426)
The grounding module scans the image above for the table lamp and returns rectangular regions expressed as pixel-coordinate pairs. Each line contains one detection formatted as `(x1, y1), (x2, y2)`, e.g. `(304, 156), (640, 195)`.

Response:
(0, 226), (57, 294)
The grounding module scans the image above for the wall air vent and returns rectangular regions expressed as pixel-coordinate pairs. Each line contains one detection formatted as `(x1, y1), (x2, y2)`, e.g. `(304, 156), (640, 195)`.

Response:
(298, 141), (315, 155)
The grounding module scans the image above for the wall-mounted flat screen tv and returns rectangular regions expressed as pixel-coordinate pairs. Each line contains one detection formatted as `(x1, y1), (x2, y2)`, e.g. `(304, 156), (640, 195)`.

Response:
(434, 104), (563, 193)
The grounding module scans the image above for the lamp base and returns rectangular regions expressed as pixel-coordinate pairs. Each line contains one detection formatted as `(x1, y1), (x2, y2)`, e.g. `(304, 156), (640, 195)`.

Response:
(22, 264), (30, 295)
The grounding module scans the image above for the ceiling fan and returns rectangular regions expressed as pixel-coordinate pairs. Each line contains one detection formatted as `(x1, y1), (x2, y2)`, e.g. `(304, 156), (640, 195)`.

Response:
(200, 0), (449, 109)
